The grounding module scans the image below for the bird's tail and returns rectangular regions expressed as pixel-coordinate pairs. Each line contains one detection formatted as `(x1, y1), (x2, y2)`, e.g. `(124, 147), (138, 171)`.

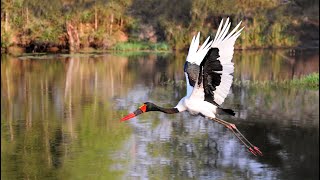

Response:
(217, 108), (235, 116)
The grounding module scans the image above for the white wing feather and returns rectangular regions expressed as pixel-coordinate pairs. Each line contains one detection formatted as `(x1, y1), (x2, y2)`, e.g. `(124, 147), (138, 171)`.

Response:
(184, 19), (243, 106)
(185, 32), (213, 98)
(211, 18), (244, 105)
(186, 32), (213, 65)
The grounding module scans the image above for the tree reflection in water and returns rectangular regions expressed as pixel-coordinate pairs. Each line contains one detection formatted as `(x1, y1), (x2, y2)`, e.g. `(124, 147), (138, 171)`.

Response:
(1, 50), (319, 180)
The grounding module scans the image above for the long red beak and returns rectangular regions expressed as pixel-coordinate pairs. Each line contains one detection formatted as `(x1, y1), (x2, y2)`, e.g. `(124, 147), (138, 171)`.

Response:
(120, 104), (147, 122)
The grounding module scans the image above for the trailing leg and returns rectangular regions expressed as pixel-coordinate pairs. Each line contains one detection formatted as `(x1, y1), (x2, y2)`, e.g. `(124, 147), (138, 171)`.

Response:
(210, 117), (263, 156)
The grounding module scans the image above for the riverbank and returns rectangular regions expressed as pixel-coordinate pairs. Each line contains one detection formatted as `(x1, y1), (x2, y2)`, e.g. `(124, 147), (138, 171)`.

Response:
(159, 73), (319, 90)
(3, 42), (319, 57)
(1, 0), (318, 55)
(234, 73), (319, 89)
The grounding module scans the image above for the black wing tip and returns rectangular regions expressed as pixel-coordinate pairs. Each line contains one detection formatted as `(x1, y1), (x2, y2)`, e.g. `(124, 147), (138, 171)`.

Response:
(217, 108), (235, 116)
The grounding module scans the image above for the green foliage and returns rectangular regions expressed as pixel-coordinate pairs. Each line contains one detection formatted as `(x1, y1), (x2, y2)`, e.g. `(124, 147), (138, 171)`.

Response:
(0, 0), (317, 52)
(39, 26), (63, 43)
(113, 41), (170, 51)
(150, 42), (170, 51)
(290, 73), (319, 88)
(80, 10), (93, 23)
(1, 31), (12, 48)
(27, 19), (64, 44)
(234, 73), (319, 89)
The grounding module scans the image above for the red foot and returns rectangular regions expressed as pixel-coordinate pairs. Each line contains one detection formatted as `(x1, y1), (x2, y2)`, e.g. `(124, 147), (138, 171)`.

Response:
(249, 147), (263, 156)
(254, 146), (263, 156)
(249, 147), (257, 156)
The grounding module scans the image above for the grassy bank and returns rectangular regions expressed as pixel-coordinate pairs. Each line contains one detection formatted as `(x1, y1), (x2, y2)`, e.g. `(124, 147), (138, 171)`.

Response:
(112, 42), (170, 51)
(290, 73), (319, 88)
(234, 73), (319, 89)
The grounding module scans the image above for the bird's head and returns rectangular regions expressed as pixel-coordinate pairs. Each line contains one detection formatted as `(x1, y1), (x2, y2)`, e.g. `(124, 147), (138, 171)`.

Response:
(120, 102), (154, 122)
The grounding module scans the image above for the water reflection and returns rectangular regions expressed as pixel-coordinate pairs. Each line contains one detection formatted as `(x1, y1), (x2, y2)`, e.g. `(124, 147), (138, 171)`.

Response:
(1, 55), (133, 179)
(234, 50), (319, 82)
(1, 50), (319, 180)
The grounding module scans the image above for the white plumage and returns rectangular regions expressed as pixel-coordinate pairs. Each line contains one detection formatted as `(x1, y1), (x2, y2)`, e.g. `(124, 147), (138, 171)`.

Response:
(211, 18), (244, 105)
(186, 32), (213, 66)
(176, 17), (244, 113)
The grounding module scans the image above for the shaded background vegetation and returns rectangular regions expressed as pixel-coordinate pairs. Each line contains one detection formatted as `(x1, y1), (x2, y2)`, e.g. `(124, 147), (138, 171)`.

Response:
(1, 0), (319, 53)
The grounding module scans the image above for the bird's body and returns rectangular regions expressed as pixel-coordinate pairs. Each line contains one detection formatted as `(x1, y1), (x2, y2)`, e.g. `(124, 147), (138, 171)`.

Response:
(177, 96), (217, 116)
(120, 18), (263, 156)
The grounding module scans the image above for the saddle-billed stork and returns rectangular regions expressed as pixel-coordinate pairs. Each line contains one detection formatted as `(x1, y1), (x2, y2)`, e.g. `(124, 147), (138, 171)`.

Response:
(120, 18), (263, 156)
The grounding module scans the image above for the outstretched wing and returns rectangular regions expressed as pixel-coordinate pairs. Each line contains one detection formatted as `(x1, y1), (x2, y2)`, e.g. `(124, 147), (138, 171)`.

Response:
(202, 18), (244, 105)
(184, 32), (213, 97)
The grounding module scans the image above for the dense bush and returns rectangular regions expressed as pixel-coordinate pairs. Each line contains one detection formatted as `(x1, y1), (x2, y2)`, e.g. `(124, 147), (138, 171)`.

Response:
(1, 0), (318, 52)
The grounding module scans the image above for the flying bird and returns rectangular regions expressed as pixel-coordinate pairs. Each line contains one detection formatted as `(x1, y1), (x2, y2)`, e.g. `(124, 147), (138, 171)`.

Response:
(120, 18), (262, 156)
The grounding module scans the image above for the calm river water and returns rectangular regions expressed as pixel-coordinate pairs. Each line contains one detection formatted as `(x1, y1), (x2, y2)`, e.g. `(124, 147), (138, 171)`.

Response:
(1, 50), (319, 180)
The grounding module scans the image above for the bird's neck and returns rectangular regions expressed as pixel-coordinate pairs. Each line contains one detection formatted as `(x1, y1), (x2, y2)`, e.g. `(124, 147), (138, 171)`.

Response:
(149, 104), (179, 114)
